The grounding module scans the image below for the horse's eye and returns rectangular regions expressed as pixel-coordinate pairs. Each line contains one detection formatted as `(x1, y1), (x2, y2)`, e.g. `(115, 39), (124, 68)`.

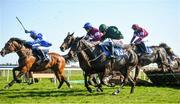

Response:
(8, 43), (11, 46)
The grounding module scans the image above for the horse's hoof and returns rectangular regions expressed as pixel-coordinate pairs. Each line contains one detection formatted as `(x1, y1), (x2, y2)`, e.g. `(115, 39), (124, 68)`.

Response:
(16, 79), (22, 83)
(27, 82), (33, 85)
(96, 88), (103, 92)
(112, 92), (118, 95)
(34, 78), (39, 83)
(112, 90), (120, 95)
(87, 88), (92, 93)
(110, 83), (116, 87)
(4, 85), (9, 89)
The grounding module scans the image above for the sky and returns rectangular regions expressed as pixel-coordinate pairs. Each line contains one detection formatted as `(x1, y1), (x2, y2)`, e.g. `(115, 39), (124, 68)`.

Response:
(0, 0), (179, 64)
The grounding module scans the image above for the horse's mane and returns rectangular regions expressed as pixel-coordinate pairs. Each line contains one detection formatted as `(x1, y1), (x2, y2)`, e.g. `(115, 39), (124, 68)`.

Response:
(10, 37), (32, 49)
(10, 37), (26, 44)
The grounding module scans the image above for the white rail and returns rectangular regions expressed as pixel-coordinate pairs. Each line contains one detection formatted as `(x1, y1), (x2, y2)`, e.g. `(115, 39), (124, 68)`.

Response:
(0, 66), (82, 82)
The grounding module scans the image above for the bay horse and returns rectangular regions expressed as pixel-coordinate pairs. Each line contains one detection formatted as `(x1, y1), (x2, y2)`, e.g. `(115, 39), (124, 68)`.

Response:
(131, 42), (171, 75)
(60, 32), (139, 95)
(0, 37), (71, 89)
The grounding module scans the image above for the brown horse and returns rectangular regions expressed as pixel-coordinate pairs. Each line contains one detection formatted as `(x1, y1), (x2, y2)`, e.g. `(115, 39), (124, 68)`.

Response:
(0, 37), (71, 89)
(60, 32), (139, 95)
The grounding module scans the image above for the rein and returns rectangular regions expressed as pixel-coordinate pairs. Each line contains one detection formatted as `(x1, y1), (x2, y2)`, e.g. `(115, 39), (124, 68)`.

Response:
(72, 39), (106, 63)
(71, 38), (98, 54)
(4, 41), (29, 59)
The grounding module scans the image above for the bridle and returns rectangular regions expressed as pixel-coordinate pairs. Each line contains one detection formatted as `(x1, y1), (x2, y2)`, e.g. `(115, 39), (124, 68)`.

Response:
(2, 41), (24, 55)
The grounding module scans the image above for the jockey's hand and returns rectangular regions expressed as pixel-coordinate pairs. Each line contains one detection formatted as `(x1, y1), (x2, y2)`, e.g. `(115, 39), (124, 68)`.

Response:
(25, 30), (29, 33)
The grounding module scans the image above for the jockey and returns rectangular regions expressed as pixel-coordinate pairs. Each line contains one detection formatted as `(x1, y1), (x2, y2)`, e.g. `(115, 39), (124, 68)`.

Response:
(25, 30), (52, 63)
(83, 22), (103, 42)
(130, 24), (148, 54)
(99, 24), (124, 58)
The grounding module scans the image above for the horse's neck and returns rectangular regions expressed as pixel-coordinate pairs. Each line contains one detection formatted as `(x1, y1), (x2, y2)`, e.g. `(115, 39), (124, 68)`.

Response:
(80, 40), (97, 59)
(16, 46), (33, 59)
(77, 51), (92, 69)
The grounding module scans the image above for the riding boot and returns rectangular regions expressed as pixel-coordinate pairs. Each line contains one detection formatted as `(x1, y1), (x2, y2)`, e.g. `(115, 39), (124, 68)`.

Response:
(110, 42), (115, 59)
(140, 42), (147, 53)
(37, 49), (49, 63)
(109, 43), (115, 63)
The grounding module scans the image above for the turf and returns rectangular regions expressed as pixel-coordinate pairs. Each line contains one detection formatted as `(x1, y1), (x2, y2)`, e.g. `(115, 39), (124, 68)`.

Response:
(0, 73), (180, 104)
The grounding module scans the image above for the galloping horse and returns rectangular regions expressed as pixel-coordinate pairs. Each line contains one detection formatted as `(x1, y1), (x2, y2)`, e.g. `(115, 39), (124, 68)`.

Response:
(131, 42), (171, 74)
(0, 37), (71, 89)
(60, 32), (139, 94)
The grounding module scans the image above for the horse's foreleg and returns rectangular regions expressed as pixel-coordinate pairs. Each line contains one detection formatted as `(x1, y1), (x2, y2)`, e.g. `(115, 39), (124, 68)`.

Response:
(24, 71), (33, 85)
(12, 67), (21, 83)
(112, 68), (129, 95)
(128, 75), (136, 94)
(88, 74), (97, 86)
(4, 72), (24, 89)
(102, 67), (114, 87)
(134, 65), (140, 82)
(84, 73), (92, 93)
(112, 82), (125, 95)
(89, 74), (103, 92)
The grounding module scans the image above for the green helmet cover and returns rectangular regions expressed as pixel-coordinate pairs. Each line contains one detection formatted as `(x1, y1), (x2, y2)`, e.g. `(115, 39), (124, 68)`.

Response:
(99, 24), (107, 32)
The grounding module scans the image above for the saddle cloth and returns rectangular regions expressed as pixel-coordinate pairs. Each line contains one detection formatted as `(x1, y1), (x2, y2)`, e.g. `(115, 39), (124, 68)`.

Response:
(99, 44), (125, 58)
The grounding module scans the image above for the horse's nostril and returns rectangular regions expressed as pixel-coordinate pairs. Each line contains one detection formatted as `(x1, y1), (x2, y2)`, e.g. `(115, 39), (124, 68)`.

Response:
(60, 47), (64, 52)
(0, 50), (5, 57)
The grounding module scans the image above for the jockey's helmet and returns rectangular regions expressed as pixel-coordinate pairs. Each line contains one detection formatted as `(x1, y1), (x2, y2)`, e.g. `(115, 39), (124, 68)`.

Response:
(83, 22), (92, 30)
(132, 24), (139, 30)
(37, 33), (43, 39)
(30, 31), (37, 39)
(99, 24), (107, 33)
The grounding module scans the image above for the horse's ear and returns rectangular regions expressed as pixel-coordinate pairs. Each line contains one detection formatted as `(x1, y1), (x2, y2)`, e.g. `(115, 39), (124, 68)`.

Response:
(68, 32), (70, 35)
(71, 32), (75, 35)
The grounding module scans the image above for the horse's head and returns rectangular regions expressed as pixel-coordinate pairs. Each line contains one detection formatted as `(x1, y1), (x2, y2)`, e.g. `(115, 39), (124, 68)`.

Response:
(0, 38), (25, 57)
(60, 32), (75, 52)
(159, 43), (173, 55)
(60, 32), (85, 58)
(67, 36), (85, 59)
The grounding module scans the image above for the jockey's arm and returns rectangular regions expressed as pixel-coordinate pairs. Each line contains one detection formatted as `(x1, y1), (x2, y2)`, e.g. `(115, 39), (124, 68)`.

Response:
(134, 38), (142, 44)
(25, 30), (35, 34)
(84, 34), (90, 40)
(90, 32), (101, 41)
(27, 39), (41, 45)
(130, 35), (136, 43)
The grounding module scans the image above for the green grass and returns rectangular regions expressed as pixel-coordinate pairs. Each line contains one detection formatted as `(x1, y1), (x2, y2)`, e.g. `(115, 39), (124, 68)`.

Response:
(0, 71), (180, 104)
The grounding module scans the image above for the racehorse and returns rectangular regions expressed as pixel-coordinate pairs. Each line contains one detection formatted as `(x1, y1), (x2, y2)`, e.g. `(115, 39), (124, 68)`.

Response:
(60, 32), (139, 94)
(159, 43), (180, 71)
(0, 37), (71, 89)
(131, 42), (171, 74)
